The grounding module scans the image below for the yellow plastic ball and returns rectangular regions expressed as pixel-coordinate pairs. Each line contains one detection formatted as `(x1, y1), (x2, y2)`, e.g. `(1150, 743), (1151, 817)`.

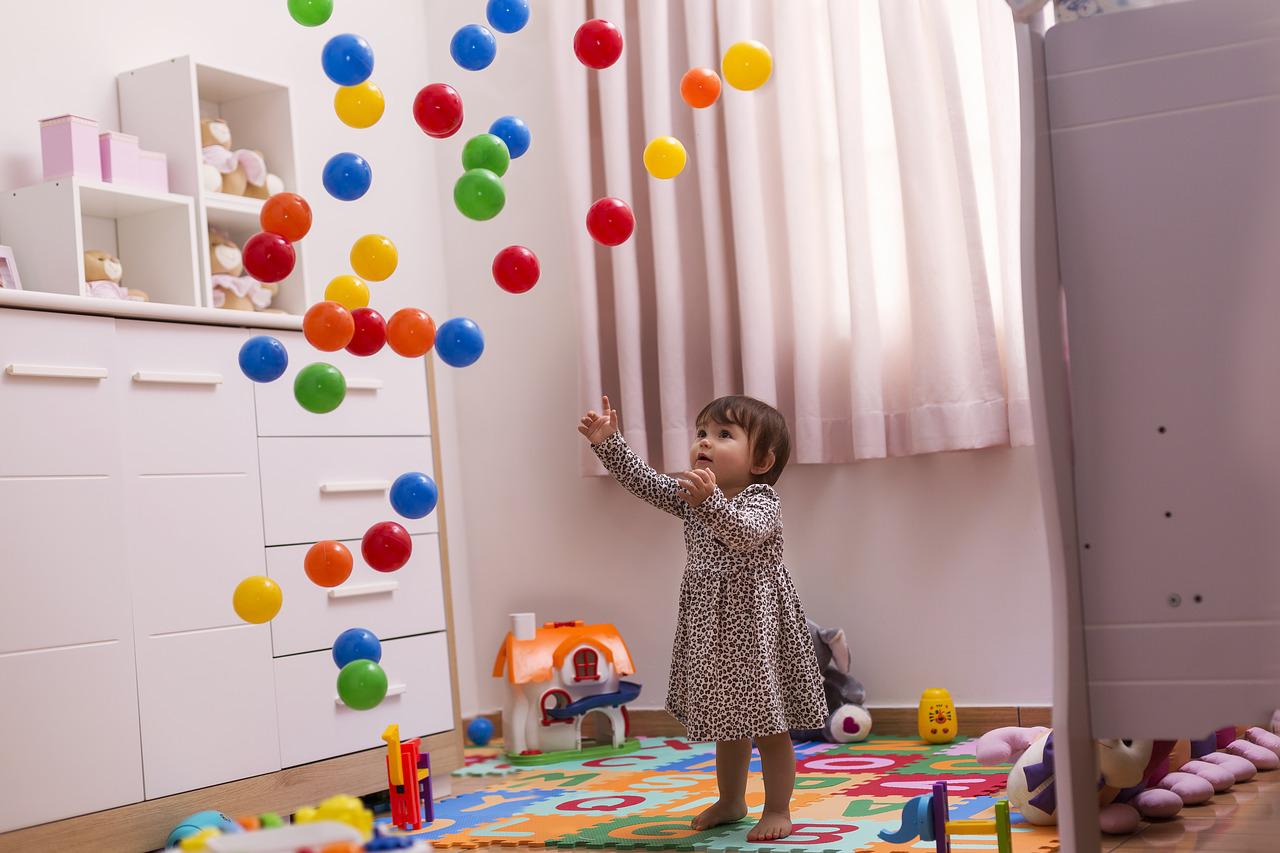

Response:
(722, 40), (773, 91)
(233, 576), (282, 624)
(325, 274), (370, 310)
(350, 234), (398, 282)
(334, 81), (386, 129)
(643, 136), (687, 180)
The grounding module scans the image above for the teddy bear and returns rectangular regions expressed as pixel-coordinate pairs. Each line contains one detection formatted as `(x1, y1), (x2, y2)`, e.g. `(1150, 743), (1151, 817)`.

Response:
(790, 619), (872, 744)
(209, 227), (278, 311)
(84, 250), (148, 301)
(200, 118), (284, 199)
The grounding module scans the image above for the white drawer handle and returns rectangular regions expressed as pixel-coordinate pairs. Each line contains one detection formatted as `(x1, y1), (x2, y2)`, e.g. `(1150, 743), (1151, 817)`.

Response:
(319, 480), (391, 494)
(328, 580), (399, 599)
(132, 370), (224, 386)
(335, 682), (406, 707)
(5, 363), (107, 380)
(346, 377), (383, 391)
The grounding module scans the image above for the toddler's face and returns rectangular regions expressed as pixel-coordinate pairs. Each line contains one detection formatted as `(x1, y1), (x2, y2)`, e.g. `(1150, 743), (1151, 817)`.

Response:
(690, 420), (755, 491)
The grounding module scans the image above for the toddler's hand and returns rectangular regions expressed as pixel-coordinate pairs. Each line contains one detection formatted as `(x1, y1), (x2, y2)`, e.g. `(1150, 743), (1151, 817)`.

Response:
(578, 394), (619, 445)
(675, 468), (717, 507)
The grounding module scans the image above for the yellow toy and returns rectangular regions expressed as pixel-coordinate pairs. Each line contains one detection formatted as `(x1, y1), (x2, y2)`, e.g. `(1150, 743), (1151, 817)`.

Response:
(918, 687), (957, 744)
(178, 827), (222, 851)
(293, 794), (374, 841)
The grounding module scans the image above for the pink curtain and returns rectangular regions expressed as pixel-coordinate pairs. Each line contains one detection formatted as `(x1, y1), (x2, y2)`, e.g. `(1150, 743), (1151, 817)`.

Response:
(553, 0), (1031, 472)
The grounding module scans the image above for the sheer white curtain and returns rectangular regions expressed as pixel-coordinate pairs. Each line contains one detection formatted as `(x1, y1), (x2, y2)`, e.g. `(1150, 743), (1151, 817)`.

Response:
(552, 0), (1031, 471)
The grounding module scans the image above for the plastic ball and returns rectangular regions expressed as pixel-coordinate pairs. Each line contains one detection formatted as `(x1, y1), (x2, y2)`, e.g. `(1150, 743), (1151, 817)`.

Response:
(305, 540), (354, 588)
(242, 232), (296, 283)
(322, 33), (375, 86)
(680, 67), (722, 108)
(332, 628), (382, 669)
(454, 169), (505, 221)
(486, 0), (529, 33)
(643, 136), (687, 180)
(294, 362), (346, 413)
(586, 197), (634, 246)
(451, 24), (497, 71)
(323, 152), (373, 201)
(362, 521), (412, 572)
(386, 308), (436, 358)
(260, 192), (312, 242)
(347, 307), (387, 357)
(303, 301), (355, 352)
(390, 472), (438, 520)
(488, 115), (531, 159)
(325, 274), (369, 310)
(334, 81), (386, 129)
(336, 659), (388, 711)
(350, 234), (398, 282)
(413, 84), (464, 139)
(462, 133), (510, 178)
(233, 576), (282, 624)
(574, 19), (623, 69)
(435, 317), (485, 368)
(492, 245), (539, 294)
(467, 717), (495, 747)
(238, 335), (288, 383)
(288, 0), (332, 27)
(722, 40), (773, 91)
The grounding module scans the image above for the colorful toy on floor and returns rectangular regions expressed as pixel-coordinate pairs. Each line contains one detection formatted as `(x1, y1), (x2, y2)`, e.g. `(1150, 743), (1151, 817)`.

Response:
(879, 781), (1012, 853)
(166, 810), (242, 848)
(918, 687), (957, 744)
(791, 618), (871, 743)
(294, 794), (374, 841)
(382, 724), (435, 831)
(467, 716), (495, 747)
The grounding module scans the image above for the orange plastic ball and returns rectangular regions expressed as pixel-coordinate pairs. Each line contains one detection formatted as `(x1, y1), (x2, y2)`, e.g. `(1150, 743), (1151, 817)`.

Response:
(260, 192), (313, 242)
(304, 540), (353, 588)
(303, 301), (355, 352)
(680, 67), (722, 109)
(386, 308), (436, 358)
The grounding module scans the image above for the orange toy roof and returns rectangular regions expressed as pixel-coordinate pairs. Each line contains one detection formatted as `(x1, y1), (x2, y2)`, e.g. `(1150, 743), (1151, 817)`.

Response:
(492, 620), (635, 685)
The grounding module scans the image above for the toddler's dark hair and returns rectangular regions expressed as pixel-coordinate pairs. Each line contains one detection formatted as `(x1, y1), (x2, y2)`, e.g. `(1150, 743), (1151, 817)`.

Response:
(695, 395), (791, 486)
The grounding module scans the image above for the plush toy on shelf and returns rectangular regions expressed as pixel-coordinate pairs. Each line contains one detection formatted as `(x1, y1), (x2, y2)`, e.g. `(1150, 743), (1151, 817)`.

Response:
(209, 227), (279, 312)
(200, 118), (284, 199)
(84, 249), (148, 301)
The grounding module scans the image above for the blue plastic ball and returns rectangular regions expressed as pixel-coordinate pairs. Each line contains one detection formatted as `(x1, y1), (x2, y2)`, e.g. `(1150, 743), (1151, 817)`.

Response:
(390, 472), (438, 520)
(321, 33), (375, 86)
(451, 24), (497, 71)
(486, 0), (530, 33)
(467, 716), (495, 747)
(333, 627), (382, 669)
(238, 335), (288, 383)
(435, 317), (485, 368)
(488, 115), (531, 159)
(323, 152), (372, 201)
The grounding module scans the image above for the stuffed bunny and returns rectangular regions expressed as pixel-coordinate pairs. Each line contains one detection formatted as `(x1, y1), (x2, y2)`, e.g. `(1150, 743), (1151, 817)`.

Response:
(791, 619), (872, 743)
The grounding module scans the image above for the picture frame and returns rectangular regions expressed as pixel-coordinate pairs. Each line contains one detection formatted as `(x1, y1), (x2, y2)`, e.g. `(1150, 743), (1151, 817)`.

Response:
(0, 245), (22, 290)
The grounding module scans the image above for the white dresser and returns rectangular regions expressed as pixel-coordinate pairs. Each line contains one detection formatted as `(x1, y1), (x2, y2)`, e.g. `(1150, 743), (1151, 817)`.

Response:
(0, 300), (459, 838)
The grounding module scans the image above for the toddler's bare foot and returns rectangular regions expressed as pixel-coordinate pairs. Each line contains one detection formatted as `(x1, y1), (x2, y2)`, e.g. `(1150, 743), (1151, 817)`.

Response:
(746, 811), (792, 842)
(691, 799), (748, 831)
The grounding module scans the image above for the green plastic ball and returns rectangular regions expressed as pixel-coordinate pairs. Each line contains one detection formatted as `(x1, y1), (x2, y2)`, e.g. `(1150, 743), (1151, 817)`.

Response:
(287, 0), (333, 26)
(294, 362), (346, 414)
(461, 133), (511, 177)
(454, 168), (506, 221)
(337, 659), (388, 710)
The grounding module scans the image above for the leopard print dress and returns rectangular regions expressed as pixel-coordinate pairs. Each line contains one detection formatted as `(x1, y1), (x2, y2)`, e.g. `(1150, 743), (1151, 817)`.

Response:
(593, 432), (827, 742)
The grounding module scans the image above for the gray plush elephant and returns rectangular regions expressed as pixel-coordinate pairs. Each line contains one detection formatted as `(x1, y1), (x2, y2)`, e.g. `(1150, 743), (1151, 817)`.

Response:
(792, 619), (872, 743)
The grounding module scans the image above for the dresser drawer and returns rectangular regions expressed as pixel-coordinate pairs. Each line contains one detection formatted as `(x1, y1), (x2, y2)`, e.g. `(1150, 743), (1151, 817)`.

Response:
(258, 436), (437, 546)
(116, 320), (258, 475)
(0, 641), (143, 832)
(267, 534), (446, 657)
(254, 333), (430, 437)
(0, 310), (117, 476)
(274, 632), (453, 767)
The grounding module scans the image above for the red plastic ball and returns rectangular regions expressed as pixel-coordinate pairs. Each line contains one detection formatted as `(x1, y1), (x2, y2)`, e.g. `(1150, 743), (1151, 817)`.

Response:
(492, 245), (540, 294)
(585, 197), (634, 246)
(346, 307), (387, 357)
(260, 192), (313, 242)
(362, 521), (412, 572)
(413, 83), (464, 139)
(574, 19), (624, 69)
(242, 232), (296, 283)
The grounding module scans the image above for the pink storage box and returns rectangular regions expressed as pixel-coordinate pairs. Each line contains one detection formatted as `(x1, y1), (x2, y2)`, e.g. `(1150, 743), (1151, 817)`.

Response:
(99, 131), (140, 185)
(138, 150), (169, 193)
(39, 114), (102, 182)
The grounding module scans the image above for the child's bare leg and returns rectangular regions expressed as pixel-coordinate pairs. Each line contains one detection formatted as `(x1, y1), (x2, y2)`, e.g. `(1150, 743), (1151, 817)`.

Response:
(691, 739), (750, 830)
(748, 732), (795, 841)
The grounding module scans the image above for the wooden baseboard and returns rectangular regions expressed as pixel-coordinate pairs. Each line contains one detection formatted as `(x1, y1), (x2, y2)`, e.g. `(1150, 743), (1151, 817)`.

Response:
(0, 729), (463, 853)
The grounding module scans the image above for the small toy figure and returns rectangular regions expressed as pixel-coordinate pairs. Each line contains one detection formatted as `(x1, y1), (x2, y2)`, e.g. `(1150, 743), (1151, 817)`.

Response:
(918, 688), (957, 744)
(382, 724), (434, 831)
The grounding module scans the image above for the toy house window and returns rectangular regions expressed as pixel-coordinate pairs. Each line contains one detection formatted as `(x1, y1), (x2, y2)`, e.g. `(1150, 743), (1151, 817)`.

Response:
(573, 649), (600, 682)
(540, 689), (572, 726)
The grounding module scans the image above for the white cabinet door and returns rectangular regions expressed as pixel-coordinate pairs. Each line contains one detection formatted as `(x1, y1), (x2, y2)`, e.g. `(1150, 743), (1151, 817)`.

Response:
(0, 641), (143, 832)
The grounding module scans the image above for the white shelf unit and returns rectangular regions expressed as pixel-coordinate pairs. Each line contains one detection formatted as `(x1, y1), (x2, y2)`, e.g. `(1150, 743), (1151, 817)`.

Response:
(118, 56), (311, 316)
(0, 178), (200, 306)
